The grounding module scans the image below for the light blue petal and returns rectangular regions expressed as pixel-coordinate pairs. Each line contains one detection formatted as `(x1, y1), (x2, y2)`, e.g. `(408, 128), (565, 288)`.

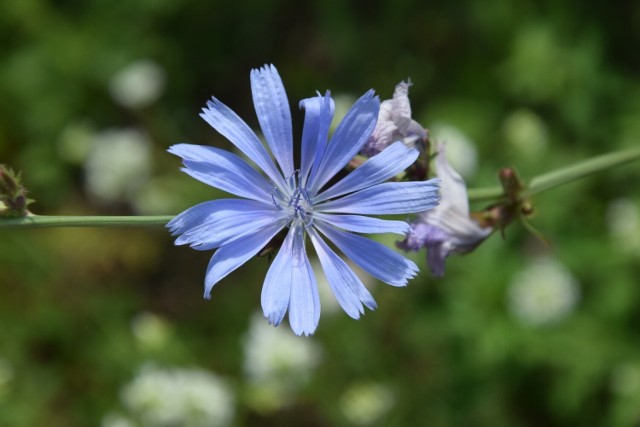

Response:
(309, 228), (376, 319)
(314, 141), (419, 203)
(287, 225), (321, 336)
(169, 144), (273, 203)
(314, 213), (410, 235)
(308, 90), (380, 194)
(261, 227), (295, 327)
(299, 92), (334, 187)
(250, 65), (294, 178)
(167, 200), (221, 236)
(316, 222), (418, 287)
(200, 97), (287, 190)
(176, 203), (283, 250)
(316, 179), (440, 215)
(168, 198), (276, 237)
(204, 221), (286, 298)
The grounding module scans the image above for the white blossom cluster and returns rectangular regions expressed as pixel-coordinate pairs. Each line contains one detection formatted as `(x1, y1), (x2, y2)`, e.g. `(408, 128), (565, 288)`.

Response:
(116, 364), (234, 427)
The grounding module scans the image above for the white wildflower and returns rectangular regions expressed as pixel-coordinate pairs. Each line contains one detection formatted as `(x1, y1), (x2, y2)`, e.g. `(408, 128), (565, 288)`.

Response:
(502, 109), (548, 158)
(130, 312), (171, 351)
(340, 381), (395, 426)
(243, 313), (322, 412)
(109, 60), (166, 109)
(121, 364), (234, 427)
(508, 257), (580, 326)
(100, 413), (136, 427)
(606, 198), (640, 256)
(84, 128), (152, 204)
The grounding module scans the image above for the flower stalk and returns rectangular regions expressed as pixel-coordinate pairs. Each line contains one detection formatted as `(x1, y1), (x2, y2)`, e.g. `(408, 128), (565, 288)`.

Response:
(467, 146), (640, 202)
(0, 215), (174, 229)
(1, 146), (638, 230)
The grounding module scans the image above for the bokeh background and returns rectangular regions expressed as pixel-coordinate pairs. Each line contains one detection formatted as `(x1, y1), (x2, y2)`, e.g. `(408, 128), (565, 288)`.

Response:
(2, 0), (640, 426)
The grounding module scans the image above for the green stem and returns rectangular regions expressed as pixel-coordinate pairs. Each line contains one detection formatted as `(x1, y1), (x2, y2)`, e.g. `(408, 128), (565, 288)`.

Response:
(466, 185), (503, 202)
(468, 146), (640, 202)
(526, 147), (640, 196)
(0, 215), (174, 229)
(1, 147), (639, 229)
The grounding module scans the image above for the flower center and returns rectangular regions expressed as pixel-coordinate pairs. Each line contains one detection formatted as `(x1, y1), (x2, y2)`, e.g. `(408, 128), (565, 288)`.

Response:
(270, 177), (314, 228)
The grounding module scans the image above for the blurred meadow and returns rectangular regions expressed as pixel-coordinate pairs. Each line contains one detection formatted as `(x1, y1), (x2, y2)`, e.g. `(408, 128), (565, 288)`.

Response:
(1, 0), (640, 426)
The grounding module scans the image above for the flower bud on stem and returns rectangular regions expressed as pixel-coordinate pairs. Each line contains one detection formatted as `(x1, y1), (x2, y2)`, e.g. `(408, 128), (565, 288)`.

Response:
(0, 164), (34, 218)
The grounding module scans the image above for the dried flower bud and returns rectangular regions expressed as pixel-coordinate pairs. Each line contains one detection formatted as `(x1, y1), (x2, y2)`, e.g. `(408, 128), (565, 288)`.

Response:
(0, 164), (34, 218)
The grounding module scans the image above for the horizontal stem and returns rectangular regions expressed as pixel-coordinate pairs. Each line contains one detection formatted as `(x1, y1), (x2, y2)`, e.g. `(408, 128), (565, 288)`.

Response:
(0, 215), (174, 229)
(1, 147), (638, 229)
(526, 147), (640, 196)
(467, 185), (504, 202)
(468, 146), (640, 202)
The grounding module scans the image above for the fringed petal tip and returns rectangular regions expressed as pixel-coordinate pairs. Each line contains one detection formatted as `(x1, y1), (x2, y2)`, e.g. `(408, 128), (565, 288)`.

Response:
(290, 325), (316, 337)
(407, 258), (420, 274)
(361, 88), (378, 103)
(346, 297), (378, 320)
(167, 143), (188, 158)
(394, 259), (419, 287)
(166, 223), (181, 236)
(264, 311), (286, 328)
(201, 96), (218, 112)
(166, 220), (183, 236)
(251, 63), (278, 75)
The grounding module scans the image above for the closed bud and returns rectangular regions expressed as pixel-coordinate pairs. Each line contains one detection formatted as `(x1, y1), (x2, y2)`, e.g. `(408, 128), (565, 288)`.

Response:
(0, 164), (34, 218)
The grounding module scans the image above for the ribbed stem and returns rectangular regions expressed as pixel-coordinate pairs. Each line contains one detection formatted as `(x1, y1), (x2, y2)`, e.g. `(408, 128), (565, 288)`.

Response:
(1, 147), (639, 229)
(468, 147), (640, 202)
(0, 215), (174, 229)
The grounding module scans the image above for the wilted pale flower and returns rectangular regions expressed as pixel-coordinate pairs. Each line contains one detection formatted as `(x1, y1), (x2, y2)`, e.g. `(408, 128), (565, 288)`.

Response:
(121, 364), (234, 427)
(168, 64), (440, 335)
(361, 81), (428, 156)
(430, 123), (478, 178)
(109, 59), (166, 109)
(398, 144), (492, 276)
(243, 313), (321, 412)
(340, 381), (395, 426)
(84, 128), (152, 204)
(508, 257), (580, 326)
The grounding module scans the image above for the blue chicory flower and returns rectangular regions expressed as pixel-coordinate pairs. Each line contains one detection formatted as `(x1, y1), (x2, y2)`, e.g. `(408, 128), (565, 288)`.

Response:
(168, 65), (440, 335)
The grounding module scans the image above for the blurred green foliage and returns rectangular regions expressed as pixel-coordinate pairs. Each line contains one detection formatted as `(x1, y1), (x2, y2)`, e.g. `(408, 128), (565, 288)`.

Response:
(1, 0), (640, 426)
